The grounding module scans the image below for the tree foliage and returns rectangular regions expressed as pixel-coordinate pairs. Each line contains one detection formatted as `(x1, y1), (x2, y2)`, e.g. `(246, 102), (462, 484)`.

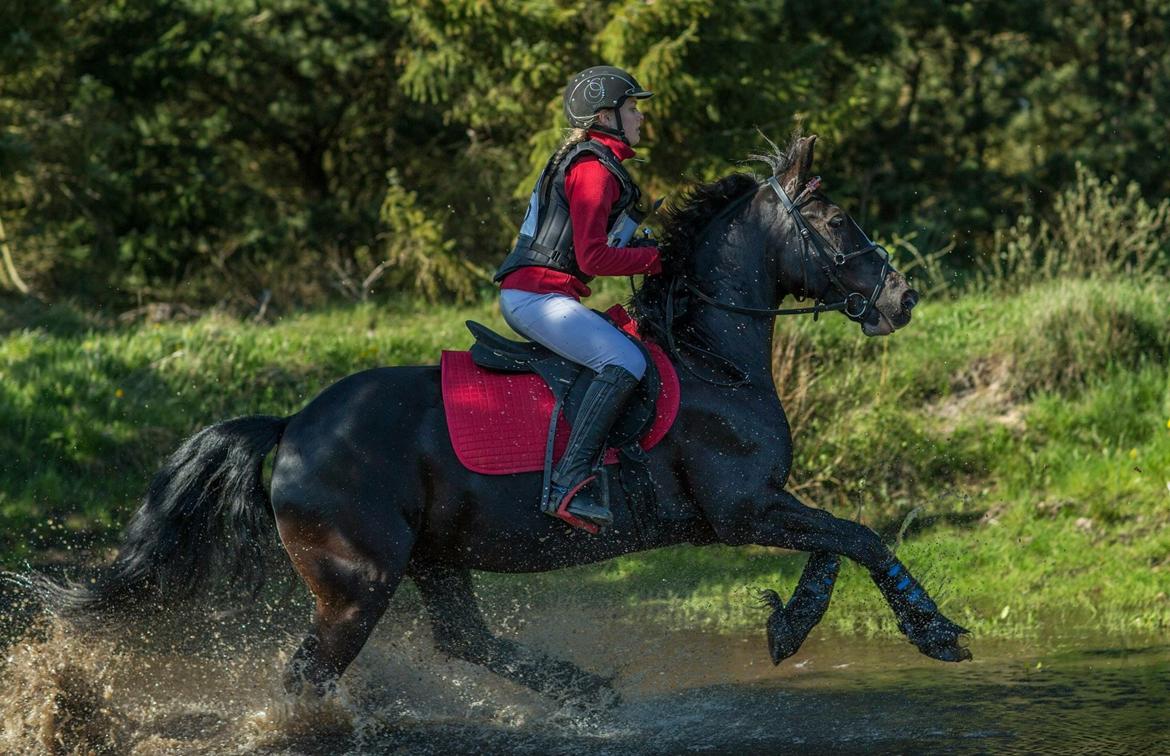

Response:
(1, 0), (1167, 308)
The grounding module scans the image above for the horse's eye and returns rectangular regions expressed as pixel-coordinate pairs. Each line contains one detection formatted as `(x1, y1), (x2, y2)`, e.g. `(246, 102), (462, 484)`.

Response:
(829, 215), (845, 228)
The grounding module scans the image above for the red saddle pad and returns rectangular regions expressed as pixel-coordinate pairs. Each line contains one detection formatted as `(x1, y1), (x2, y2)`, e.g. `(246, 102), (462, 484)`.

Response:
(441, 305), (680, 475)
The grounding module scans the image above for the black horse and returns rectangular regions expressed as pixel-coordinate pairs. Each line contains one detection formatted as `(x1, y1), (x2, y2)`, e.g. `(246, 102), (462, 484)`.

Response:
(33, 135), (969, 704)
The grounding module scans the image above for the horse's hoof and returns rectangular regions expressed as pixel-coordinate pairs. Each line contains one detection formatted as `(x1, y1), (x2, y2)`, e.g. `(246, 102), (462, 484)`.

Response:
(761, 589), (800, 664)
(590, 686), (622, 711)
(907, 617), (972, 663)
(556, 671), (621, 710)
(766, 604), (800, 665)
(925, 643), (974, 663)
(552, 683), (622, 726)
(760, 553), (840, 666)
(915, 634), (973, 662)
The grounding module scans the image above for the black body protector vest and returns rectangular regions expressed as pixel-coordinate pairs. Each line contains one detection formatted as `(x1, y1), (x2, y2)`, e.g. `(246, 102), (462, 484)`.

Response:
(495, 140), (642, 284)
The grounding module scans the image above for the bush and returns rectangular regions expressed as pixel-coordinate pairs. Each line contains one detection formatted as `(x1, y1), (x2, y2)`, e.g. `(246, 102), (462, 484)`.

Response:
(372, 179), (488, 304)
(982, 164), (1170, 289)
(999, 280), (1169, 398)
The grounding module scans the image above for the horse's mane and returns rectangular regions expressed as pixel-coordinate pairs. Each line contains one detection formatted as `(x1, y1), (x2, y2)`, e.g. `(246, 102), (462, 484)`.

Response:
(630, 133), (803, 341)
(656, 173), (761, 271)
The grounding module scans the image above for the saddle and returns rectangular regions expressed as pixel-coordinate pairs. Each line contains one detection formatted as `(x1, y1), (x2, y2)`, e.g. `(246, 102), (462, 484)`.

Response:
(464, 320), (660, 453)
(440, 305), (680, 536)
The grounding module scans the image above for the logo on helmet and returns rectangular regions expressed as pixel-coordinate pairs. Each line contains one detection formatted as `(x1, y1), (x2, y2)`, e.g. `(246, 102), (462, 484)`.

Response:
(584, 78), (606, 105)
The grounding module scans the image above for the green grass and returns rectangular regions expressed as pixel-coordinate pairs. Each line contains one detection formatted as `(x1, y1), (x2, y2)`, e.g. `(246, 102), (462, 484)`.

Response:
(2, 277), (1169, 639)
(0, 293), (514, 559)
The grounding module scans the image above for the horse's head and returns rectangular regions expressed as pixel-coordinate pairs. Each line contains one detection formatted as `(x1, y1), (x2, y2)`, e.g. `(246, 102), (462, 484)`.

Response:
(768, 135), (918, 336)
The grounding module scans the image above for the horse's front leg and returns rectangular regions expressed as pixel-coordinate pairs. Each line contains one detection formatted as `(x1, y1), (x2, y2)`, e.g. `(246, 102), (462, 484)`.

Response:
(758, 550), (840, 664)
(716, 490), (971, 663)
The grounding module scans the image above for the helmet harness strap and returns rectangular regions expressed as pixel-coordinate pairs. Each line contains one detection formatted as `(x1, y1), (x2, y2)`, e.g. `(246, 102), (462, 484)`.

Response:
(592, 96), (630, 144)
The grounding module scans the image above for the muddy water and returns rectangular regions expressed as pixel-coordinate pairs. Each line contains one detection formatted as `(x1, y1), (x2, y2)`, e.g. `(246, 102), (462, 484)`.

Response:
(1, 595), (1167, 755)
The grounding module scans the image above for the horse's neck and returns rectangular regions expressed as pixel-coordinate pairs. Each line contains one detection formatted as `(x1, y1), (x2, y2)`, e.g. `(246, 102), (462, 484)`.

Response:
(686, 221), (781, 385)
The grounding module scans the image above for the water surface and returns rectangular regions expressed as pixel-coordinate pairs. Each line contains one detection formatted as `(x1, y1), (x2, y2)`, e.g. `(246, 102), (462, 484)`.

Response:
(2, 599), (1166, 754)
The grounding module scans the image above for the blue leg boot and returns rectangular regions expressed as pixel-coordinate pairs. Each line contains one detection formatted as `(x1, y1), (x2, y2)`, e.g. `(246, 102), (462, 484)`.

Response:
(873, 558), (971, 662)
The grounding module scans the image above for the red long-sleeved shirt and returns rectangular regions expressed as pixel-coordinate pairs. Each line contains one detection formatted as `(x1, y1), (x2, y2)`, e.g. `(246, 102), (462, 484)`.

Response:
(500, 131), (661, 300)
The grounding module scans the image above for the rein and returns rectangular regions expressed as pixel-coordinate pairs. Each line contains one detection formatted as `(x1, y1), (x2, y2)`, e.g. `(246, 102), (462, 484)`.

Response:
(655, 175), (892, 387)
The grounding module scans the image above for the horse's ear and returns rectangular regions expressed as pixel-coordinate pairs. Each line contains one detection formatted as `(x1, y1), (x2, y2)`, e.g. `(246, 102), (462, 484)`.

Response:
(780, 134), (818, 192)
(797, 135), (817, 179)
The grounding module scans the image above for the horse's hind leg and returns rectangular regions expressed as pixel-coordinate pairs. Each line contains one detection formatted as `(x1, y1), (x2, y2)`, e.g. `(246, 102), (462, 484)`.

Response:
(412, 563), (616, 706)
(277, 513), (416, 695)
(724, 490), (970, 663)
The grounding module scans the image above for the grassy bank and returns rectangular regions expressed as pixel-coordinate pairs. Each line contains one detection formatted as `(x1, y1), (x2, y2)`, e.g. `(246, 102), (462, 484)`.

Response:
(3, 277), (1169, 639)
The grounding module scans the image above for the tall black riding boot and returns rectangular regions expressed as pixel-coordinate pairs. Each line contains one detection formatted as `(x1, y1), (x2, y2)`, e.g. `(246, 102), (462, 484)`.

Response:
(546, 364), (641, 528)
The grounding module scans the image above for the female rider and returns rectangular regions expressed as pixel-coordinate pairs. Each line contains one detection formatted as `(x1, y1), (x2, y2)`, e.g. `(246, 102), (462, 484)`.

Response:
(495, 66), (661, 530)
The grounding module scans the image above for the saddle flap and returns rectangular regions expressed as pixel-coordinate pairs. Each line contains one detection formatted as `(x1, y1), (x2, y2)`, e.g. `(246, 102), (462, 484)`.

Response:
(466, 321), (547, 362)
(468, 343), (531, 373)
(530, 357), (584, 404)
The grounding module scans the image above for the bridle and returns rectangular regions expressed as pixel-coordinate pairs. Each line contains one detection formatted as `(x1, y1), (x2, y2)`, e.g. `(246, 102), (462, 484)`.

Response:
(656, 174), (893, 387)
(682, 175), (891, 321)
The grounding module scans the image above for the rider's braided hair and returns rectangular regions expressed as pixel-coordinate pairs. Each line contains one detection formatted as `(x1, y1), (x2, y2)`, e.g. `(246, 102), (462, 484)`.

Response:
(549, 127), (591, 171)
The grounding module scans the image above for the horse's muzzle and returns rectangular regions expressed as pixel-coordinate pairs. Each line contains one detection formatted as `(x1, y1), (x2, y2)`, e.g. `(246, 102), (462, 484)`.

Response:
(888, 288), (918, 328)
(863, 274), (916, 336)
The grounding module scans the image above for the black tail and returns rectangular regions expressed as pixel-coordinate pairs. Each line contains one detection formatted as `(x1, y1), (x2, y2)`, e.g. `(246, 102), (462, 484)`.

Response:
(31, 414), (289, 618)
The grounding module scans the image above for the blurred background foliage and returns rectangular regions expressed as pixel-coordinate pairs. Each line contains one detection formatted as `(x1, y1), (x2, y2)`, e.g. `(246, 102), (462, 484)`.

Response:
(1, 0), (1168, 312)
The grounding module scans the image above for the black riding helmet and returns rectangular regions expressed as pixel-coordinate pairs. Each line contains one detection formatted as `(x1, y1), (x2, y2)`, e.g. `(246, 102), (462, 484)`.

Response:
(563, 65), (653, 144)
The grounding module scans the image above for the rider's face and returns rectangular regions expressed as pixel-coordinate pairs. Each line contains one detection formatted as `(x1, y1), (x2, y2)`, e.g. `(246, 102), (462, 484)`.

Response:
(618, 98), (644, 145)
(599, 99), (645, 145)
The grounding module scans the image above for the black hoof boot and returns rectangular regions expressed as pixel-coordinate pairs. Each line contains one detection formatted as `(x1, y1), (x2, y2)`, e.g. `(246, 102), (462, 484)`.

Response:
(874, 558), (972, 663)
(760, 552), (841, 664)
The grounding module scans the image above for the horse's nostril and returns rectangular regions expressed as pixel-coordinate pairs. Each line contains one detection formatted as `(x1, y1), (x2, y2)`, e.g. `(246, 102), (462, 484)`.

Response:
(902, 290), (919, 311)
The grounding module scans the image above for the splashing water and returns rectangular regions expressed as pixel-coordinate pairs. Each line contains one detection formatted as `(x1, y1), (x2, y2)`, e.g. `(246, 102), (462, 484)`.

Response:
(2, 621), (128, 754)
(2, 587), (1168, 754)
